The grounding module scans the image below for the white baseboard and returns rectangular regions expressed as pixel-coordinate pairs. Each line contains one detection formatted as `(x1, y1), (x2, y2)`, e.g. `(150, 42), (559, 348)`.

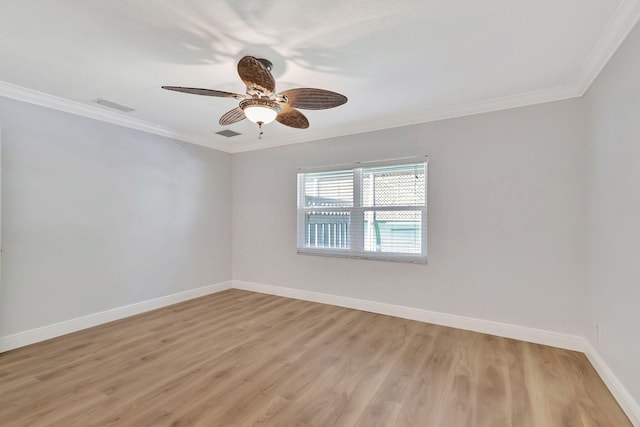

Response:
(232, 280), (585, 351)
(232, 280), (639, 425)
(3, 279), (637, 425)
(584, 342), (640, 426)
(0, 280), (232, 352)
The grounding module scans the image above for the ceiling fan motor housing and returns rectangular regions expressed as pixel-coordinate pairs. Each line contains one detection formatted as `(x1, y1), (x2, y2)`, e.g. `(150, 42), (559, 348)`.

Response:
(240, 98), (282, 113)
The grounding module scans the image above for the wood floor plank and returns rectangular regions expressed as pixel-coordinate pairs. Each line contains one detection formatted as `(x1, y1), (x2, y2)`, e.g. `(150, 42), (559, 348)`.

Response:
(433, 329), (483, 427)
(355, 329), (435, 426)
(0, 289), (631, 427)
(394, 325), (459, 426)
(476, 335), (513, 427)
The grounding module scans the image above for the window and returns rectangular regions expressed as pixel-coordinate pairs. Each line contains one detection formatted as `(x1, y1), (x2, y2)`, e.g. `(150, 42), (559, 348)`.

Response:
(297, 158), (427, 263)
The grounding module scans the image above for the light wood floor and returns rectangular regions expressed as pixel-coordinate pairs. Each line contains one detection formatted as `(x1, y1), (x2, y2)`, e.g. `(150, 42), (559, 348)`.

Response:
(0, 289), (630, 426)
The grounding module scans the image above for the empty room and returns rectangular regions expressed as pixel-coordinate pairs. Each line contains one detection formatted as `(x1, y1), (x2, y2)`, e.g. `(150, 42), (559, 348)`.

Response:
(1, 1), (639, 426)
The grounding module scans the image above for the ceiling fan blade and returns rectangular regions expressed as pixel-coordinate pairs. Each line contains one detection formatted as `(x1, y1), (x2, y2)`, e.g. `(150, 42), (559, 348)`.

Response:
(162, 86), (246, 100)
(237, 56), (276, 93)
(279, 88), (347, 110)
(276, 105), (309, 129)
(219, 107), (246, 126)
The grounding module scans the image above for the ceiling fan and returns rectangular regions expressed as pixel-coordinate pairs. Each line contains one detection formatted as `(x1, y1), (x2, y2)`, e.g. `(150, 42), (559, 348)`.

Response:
(162, 56), (348, 137)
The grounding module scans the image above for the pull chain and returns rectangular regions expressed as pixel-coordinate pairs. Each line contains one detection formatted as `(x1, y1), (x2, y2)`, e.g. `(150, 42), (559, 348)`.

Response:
(257, 121), (264, 139)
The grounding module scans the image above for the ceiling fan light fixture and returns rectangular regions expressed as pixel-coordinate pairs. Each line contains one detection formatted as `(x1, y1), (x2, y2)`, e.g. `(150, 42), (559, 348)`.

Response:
(240, 99), (282, 125)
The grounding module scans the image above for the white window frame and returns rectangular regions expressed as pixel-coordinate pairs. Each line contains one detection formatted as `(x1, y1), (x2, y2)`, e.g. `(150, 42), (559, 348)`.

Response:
(297, 156), (428, 263)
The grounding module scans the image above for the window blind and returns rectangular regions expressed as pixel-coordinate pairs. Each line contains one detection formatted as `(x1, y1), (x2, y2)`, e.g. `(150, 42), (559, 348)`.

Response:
(297, 159), (427, 263)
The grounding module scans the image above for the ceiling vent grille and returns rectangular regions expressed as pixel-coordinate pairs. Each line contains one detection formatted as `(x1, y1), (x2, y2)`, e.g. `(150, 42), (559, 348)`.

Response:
(94, 98), (135, 113)
(215, 129), (241, 137)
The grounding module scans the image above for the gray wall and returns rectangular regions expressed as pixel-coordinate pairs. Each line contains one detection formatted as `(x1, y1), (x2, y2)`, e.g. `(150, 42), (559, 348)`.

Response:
(0, 97), (232, 336)
(232, 99), (587, 336)
(584, 22), (640, 403)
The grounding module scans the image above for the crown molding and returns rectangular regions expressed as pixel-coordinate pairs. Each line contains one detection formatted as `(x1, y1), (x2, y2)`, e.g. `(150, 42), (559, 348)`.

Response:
(0, 81), (229, 152)
(573, 0), (640, 95)
(226, 82), (582, 153)
(2, 1), (639, 153)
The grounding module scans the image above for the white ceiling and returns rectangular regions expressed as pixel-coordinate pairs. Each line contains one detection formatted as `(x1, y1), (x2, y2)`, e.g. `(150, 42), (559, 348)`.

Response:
(1, 1), (639, 153)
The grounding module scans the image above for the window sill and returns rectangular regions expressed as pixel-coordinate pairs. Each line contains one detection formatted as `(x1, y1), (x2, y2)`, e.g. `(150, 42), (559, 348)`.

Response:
(297, 248), (427, 264)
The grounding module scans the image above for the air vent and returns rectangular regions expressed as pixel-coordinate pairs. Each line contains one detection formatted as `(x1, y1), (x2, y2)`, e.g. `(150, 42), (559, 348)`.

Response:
(94, 98), (135, 113)
(215, 130), (241, 138)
